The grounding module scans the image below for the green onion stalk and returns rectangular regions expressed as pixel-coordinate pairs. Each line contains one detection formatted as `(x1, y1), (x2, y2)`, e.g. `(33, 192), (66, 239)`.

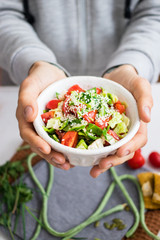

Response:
(27, 153), (126, 238)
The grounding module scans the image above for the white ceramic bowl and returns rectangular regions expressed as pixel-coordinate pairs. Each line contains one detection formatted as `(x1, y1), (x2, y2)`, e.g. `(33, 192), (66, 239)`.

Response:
(33, 76), (140, 166)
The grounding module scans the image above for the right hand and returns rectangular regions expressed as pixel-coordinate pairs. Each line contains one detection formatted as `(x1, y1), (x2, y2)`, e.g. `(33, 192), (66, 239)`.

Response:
(16, 61), (72, 170)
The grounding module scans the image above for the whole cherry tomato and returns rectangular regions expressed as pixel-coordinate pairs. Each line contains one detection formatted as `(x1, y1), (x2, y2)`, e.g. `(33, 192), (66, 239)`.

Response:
(128, 149), (145, 169)
(149, 152), (160, 168)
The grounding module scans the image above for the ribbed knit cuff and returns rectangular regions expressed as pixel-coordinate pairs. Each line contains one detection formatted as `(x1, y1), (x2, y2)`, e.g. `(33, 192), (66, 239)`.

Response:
(103, 50), (153, 82)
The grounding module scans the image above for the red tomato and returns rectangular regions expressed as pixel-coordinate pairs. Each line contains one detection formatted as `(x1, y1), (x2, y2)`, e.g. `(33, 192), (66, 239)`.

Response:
(128, 150), (145, 169)
(83, 110), (97, 123)
(95, 116), (112, 130)
(96, 88), (102, 94)
(65, 84), (85, 96)
(107, 129), (120, 141)
(69, 103), (85, 117)
(149, 152), (160, 168)
(62, 97), (70, 114)
(41, 111), (55, 124)
(55, 130), (65, 141)
(136, 148), (141, 154)
(61, 131), (78, 148)
(114, 103), (126, 114)
(46, 99), (61, 109)
(104, 141), (110, 146)
(115, 100), (121, 104)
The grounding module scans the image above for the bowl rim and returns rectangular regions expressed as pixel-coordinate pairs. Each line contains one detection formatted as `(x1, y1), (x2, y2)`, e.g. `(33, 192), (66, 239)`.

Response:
(33, 76), (140, 156)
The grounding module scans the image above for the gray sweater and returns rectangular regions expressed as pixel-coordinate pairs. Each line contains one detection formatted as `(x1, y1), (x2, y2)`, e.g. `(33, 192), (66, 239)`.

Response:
(0, 0), (160, 85)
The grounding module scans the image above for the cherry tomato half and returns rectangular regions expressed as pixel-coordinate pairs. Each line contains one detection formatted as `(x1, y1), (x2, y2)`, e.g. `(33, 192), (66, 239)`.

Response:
(114, 103), (126, 114)
(46, 99), (61, 109)
(83, 110), (97, 123)
(96, 88), (102, 94)
(65, 84), (85, 96)
(62, 97), (70, 114)
(41, 111), (55, 124)
(61, 131), (78, 148)
(107, 129), (120, 141)
(95, 116), (112, 130)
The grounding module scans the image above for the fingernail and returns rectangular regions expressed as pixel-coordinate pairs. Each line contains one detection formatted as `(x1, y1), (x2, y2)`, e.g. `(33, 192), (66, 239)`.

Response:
(60, 163), (70, 170)
(53, 155), (65, 164)
(24, 106), (33, 119)
(144, 106), (150, 119)
(101, 163), (113, 173)
(38, 147), (44, 153)
(122, 150), (130, 157)
(95, 172), (101, 178)
(51, 157), (61, 164)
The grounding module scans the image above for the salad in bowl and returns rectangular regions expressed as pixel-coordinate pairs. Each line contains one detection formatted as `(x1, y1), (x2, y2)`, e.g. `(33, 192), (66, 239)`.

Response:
(41, 84), (130, 150)
(33, 76), (140, 166)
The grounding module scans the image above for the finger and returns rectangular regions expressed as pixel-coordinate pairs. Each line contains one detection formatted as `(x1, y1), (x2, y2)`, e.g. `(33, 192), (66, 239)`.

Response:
(18, 78), (40, 122)
(90, 164), (112, 178)
(30, 147), (70, 170)
(17, 114), (51, 154)
(104, 67), (153, 123)
(116, 121), (147, 157)
(132, 78), (153, 123)
(18, 117), (67, 164)
(31, 144), (70, 170)
(98, 152), (134, 170)
(19, 122), (66, 165)
(17, 96), (67, 163)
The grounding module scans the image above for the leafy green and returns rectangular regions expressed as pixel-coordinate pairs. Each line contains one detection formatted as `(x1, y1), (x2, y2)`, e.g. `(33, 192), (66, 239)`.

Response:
(86, 123), (103, 137)
(86, 87), (96, 93)
(43, 126), (55, 134)
(63, 119), (82, 131)
(43, 109), (48, 113)
(98, 105), (106, 117)
(0, 159), (33, 239)
(76, 139), (88, 149)
(108, 112), (122, 128)
(114, 122), (128, 135)
(59, 119), (69, 130)
(86, 131), (98, 140)
(103, 128), (116, 145)
(56, 92), (60, 99)
(52, 134), (60, 142)
(69, 124), (87, 131)
(107, 93), (118, 104)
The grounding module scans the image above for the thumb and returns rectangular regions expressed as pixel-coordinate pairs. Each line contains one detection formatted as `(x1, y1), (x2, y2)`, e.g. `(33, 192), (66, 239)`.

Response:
(19, 77), (39, 122)
(132, 77), (153, 123)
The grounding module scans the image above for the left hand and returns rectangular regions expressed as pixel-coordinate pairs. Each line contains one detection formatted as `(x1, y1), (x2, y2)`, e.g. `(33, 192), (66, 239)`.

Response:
(90, 64), (153, 178)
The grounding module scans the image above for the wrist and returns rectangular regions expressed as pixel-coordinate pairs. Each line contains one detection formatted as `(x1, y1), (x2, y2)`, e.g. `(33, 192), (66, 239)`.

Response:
(117, 64), (138, 74)
(29, 61), (66, 75)
(29, 61), (69, 78)
(103, 64), (137, 78)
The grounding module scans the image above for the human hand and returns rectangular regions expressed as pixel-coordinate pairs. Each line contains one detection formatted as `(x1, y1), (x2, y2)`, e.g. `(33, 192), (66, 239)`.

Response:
(90, 64), (153, 178)
(16, 61), (72, 170)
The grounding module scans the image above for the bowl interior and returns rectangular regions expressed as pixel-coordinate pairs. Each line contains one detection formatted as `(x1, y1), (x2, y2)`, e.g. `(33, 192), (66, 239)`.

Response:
(33, 76), (140, 155)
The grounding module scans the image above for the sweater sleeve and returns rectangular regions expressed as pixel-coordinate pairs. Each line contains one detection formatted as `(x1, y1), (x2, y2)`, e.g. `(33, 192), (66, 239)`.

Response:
(105, 0), (160, 83)
(0, 1), (68, 85)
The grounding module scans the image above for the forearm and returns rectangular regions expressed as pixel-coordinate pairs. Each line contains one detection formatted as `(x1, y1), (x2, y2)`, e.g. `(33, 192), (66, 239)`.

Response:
(0, 1), (60, 84)
(105, 0), (160, 83)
